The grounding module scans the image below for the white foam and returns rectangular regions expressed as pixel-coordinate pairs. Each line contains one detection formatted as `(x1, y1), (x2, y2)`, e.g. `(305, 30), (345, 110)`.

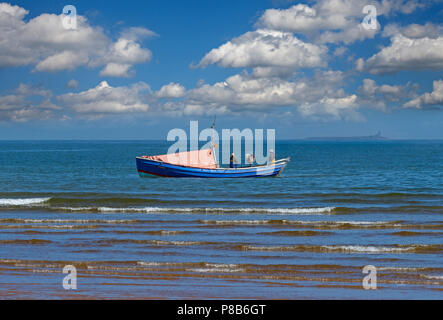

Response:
(421, 275), (443, 280)
(137, 261), (165, 267)
(55, 206), (336, 215)
(321, 245), (412, 253)
(16, 218), (136, 224)
(240, 244), (416, 253)
(150, 240), (202, 246)
(95, 206), (336, 214)
(0, 197), (51, 206)
(378, 267), (422, 271)
(199, 219), (399, 227)
(136, 261), (243, 273)
(235, 207), (336, 214)
(201, 219), (273, 225)
(190, 267), (244, 273)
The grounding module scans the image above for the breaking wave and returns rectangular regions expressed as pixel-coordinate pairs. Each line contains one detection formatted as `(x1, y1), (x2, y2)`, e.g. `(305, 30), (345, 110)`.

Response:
(54, 206), (337, 215)
(0, 197), (51, 206)
(233, 244), (443, 254)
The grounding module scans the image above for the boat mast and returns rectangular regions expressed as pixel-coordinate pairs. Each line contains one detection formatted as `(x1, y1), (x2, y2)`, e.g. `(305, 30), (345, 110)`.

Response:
(211, 116), (218, 167)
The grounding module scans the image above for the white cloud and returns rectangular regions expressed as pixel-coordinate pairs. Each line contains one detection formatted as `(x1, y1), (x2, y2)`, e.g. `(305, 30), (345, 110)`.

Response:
(38, 99), (61, 110)
(155, 83), (186, 98)
(197, 29), (327, 70)
(298, 94), (360, 121)
(0, 3), (154, 76)
(99, 63), (132, 77)
(35, 51), (90, 72)
(167, 71), (359, 119)
(404, 80), (443, 108)
(317, 24), (379, 44)
(359, 79), (403, 99)
(256, 0), (424, 44)
(358, 34), (443, 74)
(383, 23), (442, 39)
(15, 83), (52, 98)
(0, 83), (57, 121)
(58, 81), (151, 114)
(257, 3), (346, 33)
(66, 79), (79, 89)
(120, 26), (158, 41)
(357, 78), (416, 110)
(250, 66), (297, 79)
(194, 0), (427, 83)
(98, 31), (154, 77)
(333, 46), (348, 57)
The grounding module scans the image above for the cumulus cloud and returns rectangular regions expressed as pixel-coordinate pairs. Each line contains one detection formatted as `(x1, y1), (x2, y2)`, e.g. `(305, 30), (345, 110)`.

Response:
(195, 0), (427, 81)
(255, 0), (424, 44)
(58, 81), (150, 114)
(357, 34), (443, 74)
(298, 94), (360, 121)
(98, 28), (154, 77)
(333, 46), (348, 57)
(404, 80), (443, 108)
(0, 3), (154, 76)
(383, 23), (442, 39)
(258, 1), (364, 33)
(2, 81), (152, 121)
(35, 51), (90, 72)
(162, 70), (359, 119)
(155, 83), (186, 98)
(0, 83), (58, 121)
(1, 1), (436, 123)
(196, 29), (327, 71)
(15, 83), (52, 98)
(66, 79), (79, 89)
(99, 63), (132, 77)
(258, 3), (346, 33)
(357, 78), (417, 109)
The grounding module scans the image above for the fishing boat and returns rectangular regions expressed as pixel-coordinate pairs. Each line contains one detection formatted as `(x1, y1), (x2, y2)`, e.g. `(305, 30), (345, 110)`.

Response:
(136, 150), (290, 178)
(136, 119), (289, 178)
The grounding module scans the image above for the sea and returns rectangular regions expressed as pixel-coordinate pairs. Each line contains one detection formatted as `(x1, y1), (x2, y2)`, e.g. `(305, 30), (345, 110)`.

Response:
(0, 140), (442, 299)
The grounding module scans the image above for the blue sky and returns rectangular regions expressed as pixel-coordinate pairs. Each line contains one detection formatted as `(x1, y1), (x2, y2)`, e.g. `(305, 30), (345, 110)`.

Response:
(0, 0), (442, 139)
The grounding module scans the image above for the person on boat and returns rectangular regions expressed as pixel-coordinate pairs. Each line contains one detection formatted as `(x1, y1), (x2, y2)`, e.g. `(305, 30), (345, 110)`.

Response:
(269, 150), (275, 163)
(230, 153), (238, 169)
(246, 153), (255, 167)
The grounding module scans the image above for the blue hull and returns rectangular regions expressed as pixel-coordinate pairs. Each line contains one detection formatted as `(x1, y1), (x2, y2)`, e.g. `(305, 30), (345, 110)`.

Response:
(136, 157), (289, 178)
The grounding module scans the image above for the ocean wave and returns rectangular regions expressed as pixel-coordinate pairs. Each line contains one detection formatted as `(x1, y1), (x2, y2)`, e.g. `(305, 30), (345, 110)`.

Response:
(199, 219), (405, 228)
(189, 267), (245, 273)
(93, 239), (214, 246)
(0, 197), (51, 206)
(0, 218), (139, 224)
(54, 206), (336, 215)
(136, 261), (243, 273)
(233, 244), (442, 254)
(421, 275), (443, 280)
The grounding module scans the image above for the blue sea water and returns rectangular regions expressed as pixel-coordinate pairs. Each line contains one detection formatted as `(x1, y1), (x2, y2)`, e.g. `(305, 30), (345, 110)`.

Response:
(0, 140), (442, 299)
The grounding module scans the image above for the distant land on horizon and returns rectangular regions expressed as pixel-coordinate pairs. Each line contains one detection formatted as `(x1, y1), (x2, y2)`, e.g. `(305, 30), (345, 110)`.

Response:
(306, 132), (388, 141)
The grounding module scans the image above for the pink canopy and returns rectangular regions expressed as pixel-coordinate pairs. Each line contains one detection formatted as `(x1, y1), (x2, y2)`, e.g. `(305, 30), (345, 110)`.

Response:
(142, 149), (217, 169)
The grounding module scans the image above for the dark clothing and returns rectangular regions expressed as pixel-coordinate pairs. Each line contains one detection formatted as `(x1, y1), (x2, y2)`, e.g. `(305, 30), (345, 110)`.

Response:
(230, 154), (238, 169)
